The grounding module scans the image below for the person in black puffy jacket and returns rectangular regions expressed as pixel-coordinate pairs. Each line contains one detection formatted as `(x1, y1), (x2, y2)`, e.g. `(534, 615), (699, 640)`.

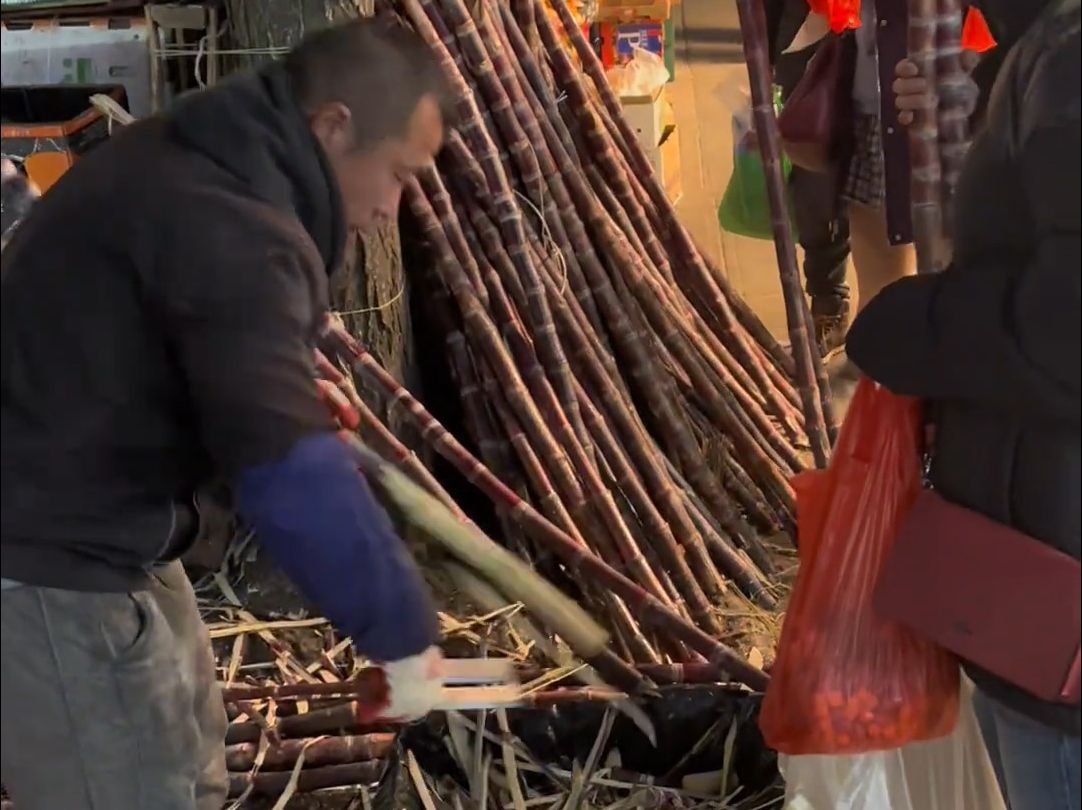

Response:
(2, 19), (449, 809)
(848, 1), (1080, 807)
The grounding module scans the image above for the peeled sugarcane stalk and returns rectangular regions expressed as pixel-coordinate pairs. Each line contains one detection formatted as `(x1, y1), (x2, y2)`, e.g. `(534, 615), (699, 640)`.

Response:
(933, 0), (970, 234)
(342, 433), (621, 665)
(908, 0), (944, 274)
(354, 394), (465, 519)
(330, 328), (769, 688)
(225, 733), (396, 771)
(517, 659), (747, 686)
(444, 561), (659, 745)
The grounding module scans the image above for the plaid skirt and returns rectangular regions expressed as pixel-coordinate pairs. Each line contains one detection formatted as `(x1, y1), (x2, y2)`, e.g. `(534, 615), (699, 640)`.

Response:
(842, 114), (885, 207)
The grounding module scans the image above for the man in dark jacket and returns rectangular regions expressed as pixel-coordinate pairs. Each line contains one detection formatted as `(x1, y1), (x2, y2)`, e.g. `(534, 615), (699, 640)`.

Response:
(848, 0), (1080, 806)
(1, 19), (448, 808)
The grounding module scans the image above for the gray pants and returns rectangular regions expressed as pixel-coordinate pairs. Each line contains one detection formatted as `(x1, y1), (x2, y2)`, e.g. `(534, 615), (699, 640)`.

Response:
(1, 561), (227, 809)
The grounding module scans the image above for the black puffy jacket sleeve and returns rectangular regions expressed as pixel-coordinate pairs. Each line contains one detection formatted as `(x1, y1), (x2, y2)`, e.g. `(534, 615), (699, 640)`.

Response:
(154, 199), (334, 475)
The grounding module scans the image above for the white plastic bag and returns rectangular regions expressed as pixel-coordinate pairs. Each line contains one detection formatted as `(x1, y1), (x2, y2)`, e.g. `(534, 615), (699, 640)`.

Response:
(780, 681), (1006, 810)
(605, 47), (669, 97)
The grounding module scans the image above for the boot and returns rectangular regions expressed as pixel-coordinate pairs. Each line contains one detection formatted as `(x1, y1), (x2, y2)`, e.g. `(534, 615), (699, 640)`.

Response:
(811, 296), (851, 359)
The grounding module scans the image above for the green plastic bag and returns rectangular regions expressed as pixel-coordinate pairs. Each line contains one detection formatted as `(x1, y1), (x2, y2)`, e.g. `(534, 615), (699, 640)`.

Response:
(718, 87), (798, 241)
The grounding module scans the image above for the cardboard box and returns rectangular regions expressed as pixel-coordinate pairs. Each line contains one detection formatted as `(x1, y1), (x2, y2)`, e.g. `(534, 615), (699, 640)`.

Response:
(645, 124), (682, 205)
(600, 20), (664, 66)
(619, 85), (672, 155)
(1, 16), (151, 118)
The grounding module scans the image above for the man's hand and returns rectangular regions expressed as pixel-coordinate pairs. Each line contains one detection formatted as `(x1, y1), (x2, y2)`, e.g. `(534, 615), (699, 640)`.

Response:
(382, 645), (445, 721)
(314, 347), (361, 431)
(353, 645), (444, 724)
(893, 51), (980, 127)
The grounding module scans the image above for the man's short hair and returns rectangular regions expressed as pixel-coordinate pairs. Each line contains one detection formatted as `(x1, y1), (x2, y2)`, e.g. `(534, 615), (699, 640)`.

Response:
(284, 17), (453, 150)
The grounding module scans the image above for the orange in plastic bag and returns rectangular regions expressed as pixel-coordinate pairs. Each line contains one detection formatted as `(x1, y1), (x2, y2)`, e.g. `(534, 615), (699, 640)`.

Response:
(759, 379), (959, 755)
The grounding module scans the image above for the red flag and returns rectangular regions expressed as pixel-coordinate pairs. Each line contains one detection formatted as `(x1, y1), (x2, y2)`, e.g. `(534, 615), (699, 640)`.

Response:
(962, 6), (997, 52)
(807, 0), (861, 32)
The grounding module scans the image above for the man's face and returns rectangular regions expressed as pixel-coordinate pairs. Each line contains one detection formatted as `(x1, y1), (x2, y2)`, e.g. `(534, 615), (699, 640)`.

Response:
(310, 94), (444, 234)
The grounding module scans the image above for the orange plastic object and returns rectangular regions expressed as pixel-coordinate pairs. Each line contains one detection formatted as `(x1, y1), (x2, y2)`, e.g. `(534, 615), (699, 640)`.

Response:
(21, 152), (74, 194)
(962, 6), (996, 53)
(807, 0), (861, 32)
(759, 379), (960, 755)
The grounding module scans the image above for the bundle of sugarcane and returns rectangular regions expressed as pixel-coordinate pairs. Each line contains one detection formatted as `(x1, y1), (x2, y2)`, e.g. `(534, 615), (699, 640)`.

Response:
(323, 330), (770, 690)
(313, 0), (821, 677)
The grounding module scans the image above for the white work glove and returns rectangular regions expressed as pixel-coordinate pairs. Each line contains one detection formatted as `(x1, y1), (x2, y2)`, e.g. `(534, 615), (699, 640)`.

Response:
(381, 645), (444, 722)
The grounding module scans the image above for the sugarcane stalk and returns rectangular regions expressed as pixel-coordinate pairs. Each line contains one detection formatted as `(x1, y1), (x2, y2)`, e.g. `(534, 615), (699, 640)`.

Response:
(345, 433), (613, 653)
(501, 325), (676, 607)
(909, 0), (944, 274)
(934, 0), (970, 234)
(527, 226), (778, 600)
(227, 761), (385, 797)
(441, 11), (796, 506)
(225, 700), (382, 745)
(353, 392), (465, 519)
(476, 362), (665, 664)
(448, 232), (676, 615)
(225, 733), (396, 771)
(330, 329), (769, 690)
(724, 0), (833, 463)
(445, 330), (537, 559)
(444, 561), (660, 744)
(406, 184), (587, 530)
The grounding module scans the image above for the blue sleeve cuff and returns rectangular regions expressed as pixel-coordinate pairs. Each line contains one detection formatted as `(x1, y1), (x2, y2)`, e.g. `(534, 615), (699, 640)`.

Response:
(234, 432), (439, 661)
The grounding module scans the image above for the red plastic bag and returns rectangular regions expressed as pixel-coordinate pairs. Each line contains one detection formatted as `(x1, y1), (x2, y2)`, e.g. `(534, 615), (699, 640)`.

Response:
(760, 379), (959, 755)
(962, 7), (997, 53)
(807, 0), (861, 33)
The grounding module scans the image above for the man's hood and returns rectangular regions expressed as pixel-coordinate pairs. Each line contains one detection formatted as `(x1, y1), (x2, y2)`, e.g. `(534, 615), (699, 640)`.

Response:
(972, 0), (1057, 49)
(166, 63), (346, 274)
